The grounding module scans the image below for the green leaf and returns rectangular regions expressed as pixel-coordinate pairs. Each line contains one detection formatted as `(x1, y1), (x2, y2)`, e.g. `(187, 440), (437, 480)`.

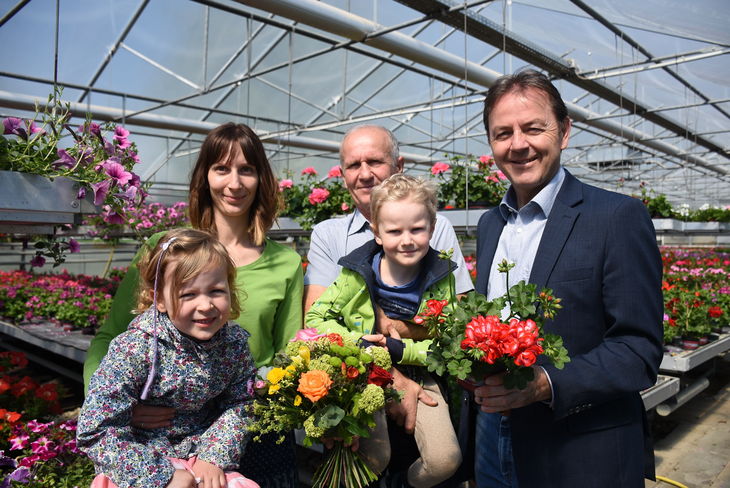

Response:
(315, 404), (346, 429)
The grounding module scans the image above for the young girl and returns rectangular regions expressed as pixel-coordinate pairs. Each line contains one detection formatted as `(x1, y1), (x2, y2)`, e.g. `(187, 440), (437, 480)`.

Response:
(84, 123), (303, 487)
(305, 174), (462, 488)
(78, 228), (259, 488)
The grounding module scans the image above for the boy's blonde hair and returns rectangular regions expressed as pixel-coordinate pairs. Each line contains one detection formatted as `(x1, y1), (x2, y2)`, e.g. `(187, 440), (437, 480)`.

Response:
(135, 228), (241, 320)
(370, 173), (438, 232)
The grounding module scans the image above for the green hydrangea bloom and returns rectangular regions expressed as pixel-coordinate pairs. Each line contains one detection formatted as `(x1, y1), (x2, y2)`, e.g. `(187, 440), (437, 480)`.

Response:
(367, 346), (392, 370)
(357, 384), (385, 414)
(309, 355), (335, 374)
(303, 415), (327, 439)
(285, 341), (303, 357)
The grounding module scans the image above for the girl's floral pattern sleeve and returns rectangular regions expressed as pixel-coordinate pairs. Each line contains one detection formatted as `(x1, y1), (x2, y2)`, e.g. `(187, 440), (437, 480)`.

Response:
(77, 332), (175, 488)
(195, 333), (257, 470)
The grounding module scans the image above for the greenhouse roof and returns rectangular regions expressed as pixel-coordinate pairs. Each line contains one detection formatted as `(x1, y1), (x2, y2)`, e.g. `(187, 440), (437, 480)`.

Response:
(1, 0), (728, 207)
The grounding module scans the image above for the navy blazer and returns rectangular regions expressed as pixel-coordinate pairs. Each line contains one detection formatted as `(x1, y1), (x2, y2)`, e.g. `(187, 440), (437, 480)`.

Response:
(476, 170), (663, 487)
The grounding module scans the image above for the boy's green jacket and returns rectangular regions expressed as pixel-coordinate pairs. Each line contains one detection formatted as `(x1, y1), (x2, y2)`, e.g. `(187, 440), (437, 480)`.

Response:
(305, 239), (456, 366)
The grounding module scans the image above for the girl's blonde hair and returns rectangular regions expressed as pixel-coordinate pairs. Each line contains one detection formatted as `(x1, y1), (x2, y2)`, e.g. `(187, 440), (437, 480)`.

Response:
(135, 228), (241, 320)
(370, 173), (438, 232)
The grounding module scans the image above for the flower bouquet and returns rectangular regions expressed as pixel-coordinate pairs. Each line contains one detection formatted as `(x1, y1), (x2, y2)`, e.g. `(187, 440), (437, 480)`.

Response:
(420, 258), (570, 390)
(249, 329), (400, 488)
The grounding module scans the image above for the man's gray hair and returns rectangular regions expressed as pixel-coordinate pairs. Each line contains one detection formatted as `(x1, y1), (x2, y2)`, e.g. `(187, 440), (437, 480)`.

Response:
(339, 125), (400, 168)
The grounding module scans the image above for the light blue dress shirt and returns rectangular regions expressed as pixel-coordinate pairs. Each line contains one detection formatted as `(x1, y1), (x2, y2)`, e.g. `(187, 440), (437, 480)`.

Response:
(486, 167), (566, 302)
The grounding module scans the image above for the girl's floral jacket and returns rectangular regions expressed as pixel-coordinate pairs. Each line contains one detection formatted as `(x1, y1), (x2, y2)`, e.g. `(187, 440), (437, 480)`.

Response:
(77, 308), (256, 488)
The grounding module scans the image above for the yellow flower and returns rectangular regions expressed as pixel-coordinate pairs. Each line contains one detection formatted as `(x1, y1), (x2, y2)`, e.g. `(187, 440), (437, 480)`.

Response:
(285, 364), (297, 376)
(294, 395), (302, 406)
(298, 346), (311, 364)
(267, 368), (286, 384)
(268, 384), (281, 394)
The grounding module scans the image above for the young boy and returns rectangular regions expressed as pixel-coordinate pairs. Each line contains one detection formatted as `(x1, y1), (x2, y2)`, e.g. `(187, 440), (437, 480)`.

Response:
(305, 173), (462, 488)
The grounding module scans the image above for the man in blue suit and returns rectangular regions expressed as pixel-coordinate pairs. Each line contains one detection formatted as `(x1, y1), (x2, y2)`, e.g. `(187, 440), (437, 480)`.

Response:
(473, 70), (663, 487)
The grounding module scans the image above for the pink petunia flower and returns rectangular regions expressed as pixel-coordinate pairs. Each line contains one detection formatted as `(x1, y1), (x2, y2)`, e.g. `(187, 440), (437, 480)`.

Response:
(31, 436), (55, 454)
(9, 433), (29, 450)
(103, 160), (133, 185)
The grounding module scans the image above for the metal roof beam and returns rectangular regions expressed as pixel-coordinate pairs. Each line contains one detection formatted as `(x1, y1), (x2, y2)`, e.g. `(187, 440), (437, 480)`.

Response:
(77, 0), (150, 103)
(236, 0), (727, 176)
(568, 0), (730, 122)
(393, 0), (728, 161)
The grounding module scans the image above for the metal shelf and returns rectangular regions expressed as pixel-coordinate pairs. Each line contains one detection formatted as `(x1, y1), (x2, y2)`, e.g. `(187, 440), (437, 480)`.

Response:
(0, 319), (90, 363)
(0, 171), (97, 234)
(659, 333), (730, 373)
(641, 375), (681, 411)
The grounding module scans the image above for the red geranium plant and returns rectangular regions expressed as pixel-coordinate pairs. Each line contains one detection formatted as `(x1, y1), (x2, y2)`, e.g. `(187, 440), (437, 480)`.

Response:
(422, 257), (570, 389)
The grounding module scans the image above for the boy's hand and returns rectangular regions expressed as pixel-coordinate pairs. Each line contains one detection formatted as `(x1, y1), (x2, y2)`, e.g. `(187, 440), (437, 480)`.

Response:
(386, 367), (437, 434)
(166, 469), (196, 488)
(360, 333), (387, 347)
(192, 458), (227, 488)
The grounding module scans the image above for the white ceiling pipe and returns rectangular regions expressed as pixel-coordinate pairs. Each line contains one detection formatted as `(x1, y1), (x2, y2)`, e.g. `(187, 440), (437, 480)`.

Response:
(235, 0), (728, 176)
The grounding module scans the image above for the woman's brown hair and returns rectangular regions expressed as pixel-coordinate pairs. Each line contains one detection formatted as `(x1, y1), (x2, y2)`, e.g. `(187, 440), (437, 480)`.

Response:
(188, 123), (280, 246)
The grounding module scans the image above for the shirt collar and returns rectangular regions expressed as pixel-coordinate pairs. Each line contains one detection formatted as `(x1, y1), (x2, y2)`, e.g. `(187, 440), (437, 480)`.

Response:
(348, 208), (371, 236)
(499, 166), (565, 220)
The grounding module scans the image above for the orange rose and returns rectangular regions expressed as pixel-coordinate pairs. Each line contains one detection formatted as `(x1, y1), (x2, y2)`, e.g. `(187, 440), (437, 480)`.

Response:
(298, 370), (333, 403)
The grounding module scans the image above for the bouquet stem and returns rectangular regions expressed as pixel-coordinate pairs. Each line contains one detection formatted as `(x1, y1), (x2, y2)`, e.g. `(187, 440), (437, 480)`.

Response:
(311, 442), (379, 488)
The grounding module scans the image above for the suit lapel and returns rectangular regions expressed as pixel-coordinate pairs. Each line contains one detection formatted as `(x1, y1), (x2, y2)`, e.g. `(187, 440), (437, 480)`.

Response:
(476, 210), (506, 293)
(529, 171), (583, 289)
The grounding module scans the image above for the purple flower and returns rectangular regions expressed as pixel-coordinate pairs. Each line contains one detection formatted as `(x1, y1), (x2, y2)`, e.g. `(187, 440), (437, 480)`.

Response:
(8, 466), (30, 483)
(116, 185), (138, 202)
(30, 255), (46, 268)
(0, 453), (16, 468)
(3, 117), (27, 139)
(114, 125), (130, 139)
(102, 206), (126, 225)
(52, 149), (76, 169)
(91, 180), (112, 205)
(68, 239), (80, 253)
(103, 139), (116, 155)
(103, 160), (133, 185)
(77, 187), (87, 200)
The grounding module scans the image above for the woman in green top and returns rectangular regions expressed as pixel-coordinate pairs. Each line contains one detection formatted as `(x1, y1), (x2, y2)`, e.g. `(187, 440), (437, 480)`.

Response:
(83, 122), (303, 487)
